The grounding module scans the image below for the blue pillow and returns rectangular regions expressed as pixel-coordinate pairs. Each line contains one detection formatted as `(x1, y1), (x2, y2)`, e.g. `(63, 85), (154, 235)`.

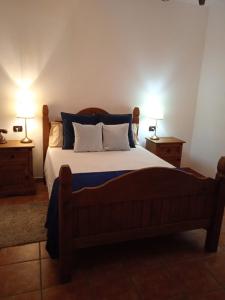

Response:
(61, 112), (98, 149)
(99, 114), (135, 148)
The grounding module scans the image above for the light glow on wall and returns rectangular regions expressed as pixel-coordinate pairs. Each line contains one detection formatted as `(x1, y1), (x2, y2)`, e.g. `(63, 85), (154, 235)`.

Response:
(16, 78), (33, 89)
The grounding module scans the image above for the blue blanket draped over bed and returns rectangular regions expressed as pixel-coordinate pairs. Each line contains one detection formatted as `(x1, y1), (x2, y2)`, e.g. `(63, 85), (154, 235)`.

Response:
(45, 170), (130, 258)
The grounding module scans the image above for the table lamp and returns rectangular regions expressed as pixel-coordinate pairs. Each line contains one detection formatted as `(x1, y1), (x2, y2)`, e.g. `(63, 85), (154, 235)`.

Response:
(149, 110), (164, 141)
(16, 89), (35, 143)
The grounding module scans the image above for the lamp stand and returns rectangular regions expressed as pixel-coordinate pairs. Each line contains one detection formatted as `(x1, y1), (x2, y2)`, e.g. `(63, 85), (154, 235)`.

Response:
(20, 118), (32, 143)
(150, 119), (160, 140)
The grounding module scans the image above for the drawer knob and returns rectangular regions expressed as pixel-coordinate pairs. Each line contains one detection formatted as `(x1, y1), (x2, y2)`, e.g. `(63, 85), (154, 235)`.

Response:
(10, 154), (15, 159)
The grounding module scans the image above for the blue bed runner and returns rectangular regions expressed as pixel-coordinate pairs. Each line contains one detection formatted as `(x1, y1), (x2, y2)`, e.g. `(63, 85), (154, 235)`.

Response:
(45, 170), (130, 258)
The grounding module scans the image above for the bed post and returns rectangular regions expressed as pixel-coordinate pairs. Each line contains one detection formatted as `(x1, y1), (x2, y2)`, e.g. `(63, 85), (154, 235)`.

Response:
(43, 105), (50, 169)
(132, 107), (140, 136)
(59, 165), (73, 283)
(132, 107), (140, 124)
(205, 156), (225, 252)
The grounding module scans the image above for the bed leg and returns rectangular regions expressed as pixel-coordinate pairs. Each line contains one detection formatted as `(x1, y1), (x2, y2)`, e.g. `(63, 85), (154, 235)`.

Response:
(205, 228), (220, 252)
(205, 157), (225, 252)
(60, 256), (72, 283)
(58, 165), (73, 283)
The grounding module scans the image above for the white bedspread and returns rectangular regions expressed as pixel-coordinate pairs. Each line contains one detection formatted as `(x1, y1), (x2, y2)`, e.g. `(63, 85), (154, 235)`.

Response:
(44, 146), (173, 197)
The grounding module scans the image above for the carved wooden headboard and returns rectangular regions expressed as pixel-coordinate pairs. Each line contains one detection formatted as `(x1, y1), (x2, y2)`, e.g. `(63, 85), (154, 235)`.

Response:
(42, 105), (140, 165)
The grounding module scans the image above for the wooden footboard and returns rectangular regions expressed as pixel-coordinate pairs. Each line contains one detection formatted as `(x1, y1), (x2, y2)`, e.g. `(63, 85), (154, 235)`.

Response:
(58, 157), (225, 283)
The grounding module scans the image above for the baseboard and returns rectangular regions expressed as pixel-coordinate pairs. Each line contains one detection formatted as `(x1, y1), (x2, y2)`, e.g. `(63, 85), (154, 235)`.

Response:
(34, 177), (44, 183)
(181, 168), (205, 178)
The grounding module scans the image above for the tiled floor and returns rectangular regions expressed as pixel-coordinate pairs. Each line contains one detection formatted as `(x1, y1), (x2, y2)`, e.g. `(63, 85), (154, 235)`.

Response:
(1, 182), (225, 299)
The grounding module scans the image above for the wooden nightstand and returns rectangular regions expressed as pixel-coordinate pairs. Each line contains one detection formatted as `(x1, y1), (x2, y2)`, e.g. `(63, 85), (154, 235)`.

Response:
(0, 140), (35, 197)
(145, 137), (185, 167)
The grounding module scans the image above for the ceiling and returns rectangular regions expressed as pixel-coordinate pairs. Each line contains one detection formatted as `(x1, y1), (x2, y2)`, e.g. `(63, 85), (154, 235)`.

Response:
(166, 0), (223, 6)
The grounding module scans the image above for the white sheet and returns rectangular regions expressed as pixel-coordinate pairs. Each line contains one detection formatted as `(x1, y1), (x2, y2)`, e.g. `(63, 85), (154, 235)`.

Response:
(44, 146), (173, 197)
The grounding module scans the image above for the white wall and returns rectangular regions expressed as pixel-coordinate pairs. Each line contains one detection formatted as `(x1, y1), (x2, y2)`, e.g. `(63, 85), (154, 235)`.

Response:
(0, 0), (208, 177)
(190, 0), (225, 177)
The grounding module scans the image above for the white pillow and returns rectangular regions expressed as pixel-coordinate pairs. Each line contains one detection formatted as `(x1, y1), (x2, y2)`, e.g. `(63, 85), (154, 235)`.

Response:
(49, 122), (63, 147)
(73, 122), (103, 152)
(103, 123), (130, 151)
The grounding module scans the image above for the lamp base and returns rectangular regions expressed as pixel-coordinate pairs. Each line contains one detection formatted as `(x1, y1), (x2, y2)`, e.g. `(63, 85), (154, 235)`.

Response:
(150, 135), (160, 140)
(20, 137), (32, 143)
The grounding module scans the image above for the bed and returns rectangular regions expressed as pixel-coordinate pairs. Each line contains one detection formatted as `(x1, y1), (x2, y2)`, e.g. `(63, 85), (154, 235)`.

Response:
(43, 104), (225, 283)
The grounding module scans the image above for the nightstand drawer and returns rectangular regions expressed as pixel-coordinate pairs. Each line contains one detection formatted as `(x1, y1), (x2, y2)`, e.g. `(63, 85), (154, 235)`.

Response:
(164, 157), (181, 167)
(0, 141), (35, 197)
(0, 164), (30, 186)
(0, 149), (28, 163)
(156, 144), (182, 158)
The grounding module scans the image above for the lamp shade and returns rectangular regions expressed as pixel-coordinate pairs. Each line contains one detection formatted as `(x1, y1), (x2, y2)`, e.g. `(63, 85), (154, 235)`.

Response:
(16, 88), (35, 119)
(16, 105), (35, 119)
(148, 108), (164, 120)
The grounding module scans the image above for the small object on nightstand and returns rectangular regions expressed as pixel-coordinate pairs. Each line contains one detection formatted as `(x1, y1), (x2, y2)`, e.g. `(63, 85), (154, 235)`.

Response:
(0, 129), (7, 144)
(145, 137), (186, 167)
(0, 140), (36, 197)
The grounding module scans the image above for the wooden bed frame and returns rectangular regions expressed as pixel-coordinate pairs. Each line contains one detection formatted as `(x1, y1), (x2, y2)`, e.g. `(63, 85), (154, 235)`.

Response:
(43, 105), (225, 283)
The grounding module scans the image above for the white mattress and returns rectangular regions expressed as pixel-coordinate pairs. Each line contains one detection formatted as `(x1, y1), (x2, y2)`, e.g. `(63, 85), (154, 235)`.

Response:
(44, 145), (173, 197)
